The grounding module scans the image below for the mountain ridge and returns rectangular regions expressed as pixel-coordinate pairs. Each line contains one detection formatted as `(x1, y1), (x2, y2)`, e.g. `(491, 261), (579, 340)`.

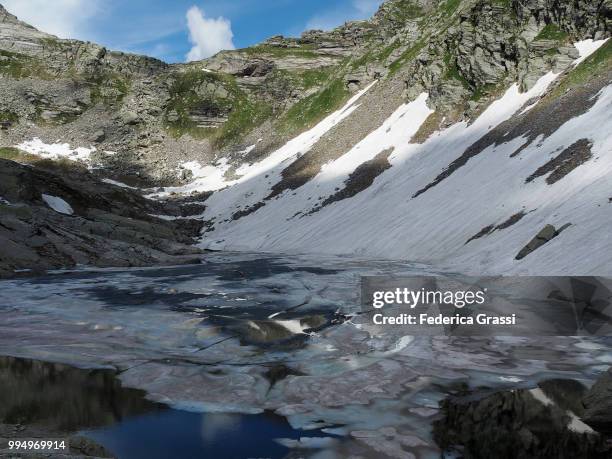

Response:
(0, 0), (611, 276)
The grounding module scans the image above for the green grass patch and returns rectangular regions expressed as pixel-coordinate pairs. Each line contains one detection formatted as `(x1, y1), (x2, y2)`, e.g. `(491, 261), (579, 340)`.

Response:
(165, 70), (231, 139)
(0, 147), (22, 160)
(491, 0), (512, 6)
(470, 83), (497, 101)
(535, 23), (568, 41)
(351, 50), (375, 69)
(386, 0), (424, 22)
(0, 111), (19, 123)
(0, 50), (50, 79)
(217, 98), (272, 147)
(242, 44), (318, 58)
(0, 147), (88, 173)
(278, 78), (349, 135)
(379, 40), (402, 62)
(388, 40), (425, 75)
(89, 72), (130, 105)
(352, 40), (402, 69)
(296, 68), (334, 88)
(0, 147), (36, 162)
(548, 39), (612, 99)
(263, 67), (333, 94)
(443, 52), (470, 88)
(165, 69), (273, 146)
(442, 0), (461, 16)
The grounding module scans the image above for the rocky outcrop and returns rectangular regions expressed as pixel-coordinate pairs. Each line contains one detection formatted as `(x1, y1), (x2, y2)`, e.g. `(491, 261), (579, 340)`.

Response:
(433, 378), (612, 458)
(583, 367), (612, 433)
(0, 159), (203, 277)
(526, 138), (594, 185)
(515, 223), (571, 260)
(0, 0), (609, 186)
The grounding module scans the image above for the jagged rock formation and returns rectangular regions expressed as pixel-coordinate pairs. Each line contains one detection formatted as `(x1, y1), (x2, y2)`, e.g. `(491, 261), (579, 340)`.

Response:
(1, 1), (607, 182)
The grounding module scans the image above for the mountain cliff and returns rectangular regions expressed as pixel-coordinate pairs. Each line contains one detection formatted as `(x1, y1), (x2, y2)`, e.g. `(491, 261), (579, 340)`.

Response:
(0, 0), (611, 275)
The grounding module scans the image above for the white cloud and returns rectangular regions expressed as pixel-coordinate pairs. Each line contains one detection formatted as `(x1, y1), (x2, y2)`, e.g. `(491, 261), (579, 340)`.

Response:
(185, 5), (235, 62)
(2, 0), (102, 39)
(353, 0), (383, 15)
(306, 0), (383, 31)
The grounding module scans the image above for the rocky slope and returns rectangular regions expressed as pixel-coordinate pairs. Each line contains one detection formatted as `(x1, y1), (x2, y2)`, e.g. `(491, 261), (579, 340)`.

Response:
(434, 375), (612, 458)
(1, 0), (612, 275)
(0, 155), (203, 278)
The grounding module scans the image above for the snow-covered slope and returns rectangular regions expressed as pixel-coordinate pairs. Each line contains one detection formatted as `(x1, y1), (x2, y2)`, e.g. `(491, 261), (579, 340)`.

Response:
(178, 40), (612, 275)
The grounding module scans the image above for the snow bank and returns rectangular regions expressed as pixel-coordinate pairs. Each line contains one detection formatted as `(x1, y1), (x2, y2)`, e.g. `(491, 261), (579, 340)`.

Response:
(41, 194), (74, 215)
(16, 138), (96, 162)
(101, 178), (138, 190)
(573, 38), (609, 66)
(149, 80), (377, 199)
(198, 62), (612, 275)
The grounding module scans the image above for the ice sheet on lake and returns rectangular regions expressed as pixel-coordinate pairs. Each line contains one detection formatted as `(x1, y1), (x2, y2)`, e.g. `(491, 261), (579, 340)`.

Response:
(0, 254), (610, 456)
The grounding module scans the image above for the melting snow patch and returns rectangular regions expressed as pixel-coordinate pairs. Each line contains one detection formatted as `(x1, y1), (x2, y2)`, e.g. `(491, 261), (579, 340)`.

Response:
(17, 138), (96, 162)
(173, 159), (232, 193)
(101, 178), (138, 190)
(499, 376), (523, 383)
(42, 194), (73, 215)
(275, 437), (338, 449)
(274, 320), (308, 334)
(238, 143), (257, 156)
(573, 39), (609, 66)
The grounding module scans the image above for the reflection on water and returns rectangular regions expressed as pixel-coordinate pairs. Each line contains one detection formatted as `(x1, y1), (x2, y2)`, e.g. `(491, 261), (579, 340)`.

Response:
(83, 410), (329, 459)
(0, 356), (161, 431)
(0, 356), (334, 459)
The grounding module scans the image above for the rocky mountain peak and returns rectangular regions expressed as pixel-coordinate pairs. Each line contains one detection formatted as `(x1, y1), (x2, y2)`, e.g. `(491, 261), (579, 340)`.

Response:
(0, 3), (39, 31)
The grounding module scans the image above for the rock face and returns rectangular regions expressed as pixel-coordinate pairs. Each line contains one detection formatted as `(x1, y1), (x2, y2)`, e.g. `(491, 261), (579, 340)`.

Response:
(0, 0), (609, 185)
(0, 159), (203, 277)
(515, 223), (571, 260)
(433, 378), (612, 459)
(583, 367), (612, 433)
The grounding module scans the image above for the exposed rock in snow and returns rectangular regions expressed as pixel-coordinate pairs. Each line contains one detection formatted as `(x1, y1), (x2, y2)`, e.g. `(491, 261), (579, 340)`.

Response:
(515, 224), (571, 260)
(41, 194), (73, 215)
(198, 68), (612, 275)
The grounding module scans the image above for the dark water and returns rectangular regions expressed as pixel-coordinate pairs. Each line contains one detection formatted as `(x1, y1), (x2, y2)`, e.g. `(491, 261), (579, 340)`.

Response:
(84, 410), (316, 459)
(0, 356), (331, 459)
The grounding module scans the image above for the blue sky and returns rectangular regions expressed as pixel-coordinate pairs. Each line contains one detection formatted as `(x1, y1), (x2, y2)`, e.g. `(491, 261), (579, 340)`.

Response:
(3, 0), (383, 63)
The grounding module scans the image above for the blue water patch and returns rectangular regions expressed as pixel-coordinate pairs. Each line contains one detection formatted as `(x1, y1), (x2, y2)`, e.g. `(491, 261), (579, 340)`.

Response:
(0, 356), (335, 459)
(83, 409), (327, 459)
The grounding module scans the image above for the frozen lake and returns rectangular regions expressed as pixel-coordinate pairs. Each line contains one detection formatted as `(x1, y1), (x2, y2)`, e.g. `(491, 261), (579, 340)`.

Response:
(1, 252), (611, 457)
